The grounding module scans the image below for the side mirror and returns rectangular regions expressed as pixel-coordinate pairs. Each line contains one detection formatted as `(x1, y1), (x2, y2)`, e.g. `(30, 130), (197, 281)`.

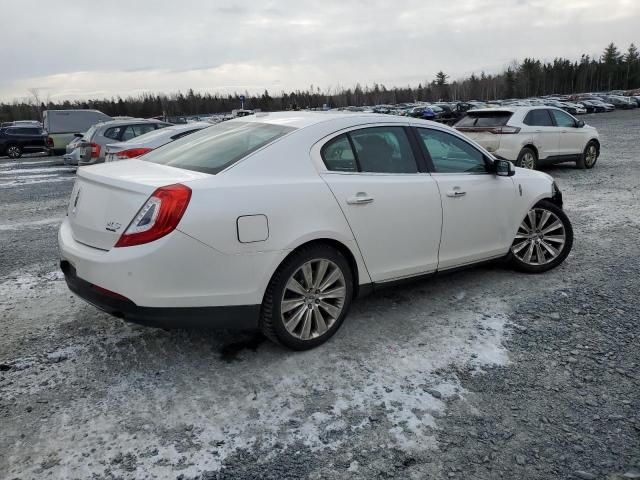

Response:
(74, 133), (84, 138)
(494, 159), (515, 177)
(576, 120), (585, 128)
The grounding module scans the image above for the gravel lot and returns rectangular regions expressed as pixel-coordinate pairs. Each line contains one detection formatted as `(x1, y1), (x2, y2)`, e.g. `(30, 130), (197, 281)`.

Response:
(1, 110), (639, 480)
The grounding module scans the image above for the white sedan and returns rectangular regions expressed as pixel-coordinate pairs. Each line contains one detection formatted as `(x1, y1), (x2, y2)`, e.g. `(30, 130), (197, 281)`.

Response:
(104, 122), (211, 162)
(59, 113), (573, 350)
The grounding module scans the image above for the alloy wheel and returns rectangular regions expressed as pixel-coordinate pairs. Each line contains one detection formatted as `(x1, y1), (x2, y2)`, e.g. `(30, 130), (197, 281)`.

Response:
(7, 146), (20, 158)
(585, 144), (597, 167)
(520, 152), (536, 169)
(280, 258), (347, 340)
(511, 208), (566, 266)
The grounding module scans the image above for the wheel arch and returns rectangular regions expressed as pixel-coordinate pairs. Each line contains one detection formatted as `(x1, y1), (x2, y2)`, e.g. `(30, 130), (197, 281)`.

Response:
(520, 143), (539, 159)
(587, 137), (600, 153)
(263, 238), (366, 303)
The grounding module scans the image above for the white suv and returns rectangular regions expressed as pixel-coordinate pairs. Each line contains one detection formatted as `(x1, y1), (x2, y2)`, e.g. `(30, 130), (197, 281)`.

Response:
(454, 106), (600, 170)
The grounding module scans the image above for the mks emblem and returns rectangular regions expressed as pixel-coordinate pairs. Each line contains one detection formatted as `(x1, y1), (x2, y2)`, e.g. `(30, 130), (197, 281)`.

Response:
(106, 222), (122, 232)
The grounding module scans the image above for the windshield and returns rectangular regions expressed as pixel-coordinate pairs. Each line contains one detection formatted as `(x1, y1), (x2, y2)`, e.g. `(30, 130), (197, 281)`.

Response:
(455, 111), (513, 127)
(142, 121), (296, 175)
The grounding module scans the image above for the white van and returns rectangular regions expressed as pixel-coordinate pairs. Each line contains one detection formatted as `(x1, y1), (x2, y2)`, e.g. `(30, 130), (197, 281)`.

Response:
(43, 109), (112, 154)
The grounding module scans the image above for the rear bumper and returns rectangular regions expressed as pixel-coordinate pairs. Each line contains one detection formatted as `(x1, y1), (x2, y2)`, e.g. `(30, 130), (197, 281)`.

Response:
(61, 260), (260, 330)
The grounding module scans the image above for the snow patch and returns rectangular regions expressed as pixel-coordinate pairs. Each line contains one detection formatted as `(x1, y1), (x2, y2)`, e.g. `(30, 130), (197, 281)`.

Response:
(6, 295), (511, 478)
(0, 218), (63, 231)
(0, 176), (74, 188)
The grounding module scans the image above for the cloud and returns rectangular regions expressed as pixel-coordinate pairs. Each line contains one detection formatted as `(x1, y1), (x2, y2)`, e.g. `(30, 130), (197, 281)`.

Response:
(1, 0), (638, 101)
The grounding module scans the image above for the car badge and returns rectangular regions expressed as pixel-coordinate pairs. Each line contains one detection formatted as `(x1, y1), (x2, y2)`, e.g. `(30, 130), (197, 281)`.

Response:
(105, 222), (122, 232)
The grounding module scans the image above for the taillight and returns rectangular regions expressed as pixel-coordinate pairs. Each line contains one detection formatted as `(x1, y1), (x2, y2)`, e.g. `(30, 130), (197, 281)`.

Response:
(114, 184), (192, 248)
(495, 126), (521, 134)
(90, 142), (101, 158)
(115, 147), (152, 160)
(456, 126), (520, 134)
(46, 137), (54, 148)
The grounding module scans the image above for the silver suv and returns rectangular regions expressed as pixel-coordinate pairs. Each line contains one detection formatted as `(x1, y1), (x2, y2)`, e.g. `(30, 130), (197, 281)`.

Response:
(77, 119), (171, 166)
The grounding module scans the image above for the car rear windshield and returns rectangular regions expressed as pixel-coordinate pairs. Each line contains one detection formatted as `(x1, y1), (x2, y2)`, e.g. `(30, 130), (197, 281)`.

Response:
(143, 121), (296, 174)
(456, 111), (513, 127)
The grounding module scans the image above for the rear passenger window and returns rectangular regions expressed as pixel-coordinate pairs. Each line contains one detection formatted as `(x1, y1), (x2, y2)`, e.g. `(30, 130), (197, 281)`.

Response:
(321, 134), (356, 172)
(122, 124), (157, 140)
(104, 127), (123, 140)
(321, 127), (418, 174)
(350, 127), (418, 173)
(523, 109), (553, 126)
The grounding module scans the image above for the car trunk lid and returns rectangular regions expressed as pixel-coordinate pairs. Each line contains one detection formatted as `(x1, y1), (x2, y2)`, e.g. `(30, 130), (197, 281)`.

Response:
(68, 160), (209, 250)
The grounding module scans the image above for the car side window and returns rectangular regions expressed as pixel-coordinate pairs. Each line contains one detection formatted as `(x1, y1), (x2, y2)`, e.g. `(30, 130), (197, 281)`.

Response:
(122, 124), (157, 140)
(349, 127), (418, 173)
(550, 109), (576, 128)
(321, 134), (357, 172)
(417, 128), (487, 173)
(104, 127), (123, 140)
(524, 109), (553, 127)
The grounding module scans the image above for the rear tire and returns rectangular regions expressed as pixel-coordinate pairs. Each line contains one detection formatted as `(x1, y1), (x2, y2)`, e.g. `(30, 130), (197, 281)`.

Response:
(6, 144), (22, 159)
(516, 147), (537, 170)
(508, 200), (573, 273)
(576, 141), (598, 169)
(260, 244), (354, 350)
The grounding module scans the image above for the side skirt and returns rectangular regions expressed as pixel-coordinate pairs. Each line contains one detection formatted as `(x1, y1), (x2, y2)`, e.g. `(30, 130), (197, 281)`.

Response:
(357, 254), (509, 295)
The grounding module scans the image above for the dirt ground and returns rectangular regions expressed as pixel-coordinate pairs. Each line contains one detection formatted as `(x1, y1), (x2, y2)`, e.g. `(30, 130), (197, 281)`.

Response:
(1, 110), (639, 480)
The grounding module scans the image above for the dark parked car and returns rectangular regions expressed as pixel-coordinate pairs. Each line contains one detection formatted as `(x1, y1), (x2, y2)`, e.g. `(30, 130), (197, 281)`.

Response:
(434, 103), (468, 124)
(0, 126), (48, 159)
(579, 100), (610, 113)
(602, 95), (637, 109)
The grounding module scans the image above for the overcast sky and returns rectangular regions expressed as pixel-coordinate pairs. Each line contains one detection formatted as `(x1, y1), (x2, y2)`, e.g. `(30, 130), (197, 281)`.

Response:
(1, 0), (638, 102)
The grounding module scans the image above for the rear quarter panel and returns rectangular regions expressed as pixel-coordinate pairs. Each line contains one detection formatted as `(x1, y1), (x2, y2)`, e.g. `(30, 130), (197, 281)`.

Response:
(176, 128), (373, 290)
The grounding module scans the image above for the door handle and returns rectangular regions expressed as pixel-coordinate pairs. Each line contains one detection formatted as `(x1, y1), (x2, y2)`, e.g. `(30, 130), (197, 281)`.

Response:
(446, 190), (467, 198)
(346, 193), (374, 205)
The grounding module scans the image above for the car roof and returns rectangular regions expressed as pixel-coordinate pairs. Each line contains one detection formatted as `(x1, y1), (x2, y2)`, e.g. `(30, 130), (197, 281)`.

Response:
(467, 106), (556, 114)
(225, 111), (411, 129)
(165, 122), (210, 131)
(95, 118), (163, 128)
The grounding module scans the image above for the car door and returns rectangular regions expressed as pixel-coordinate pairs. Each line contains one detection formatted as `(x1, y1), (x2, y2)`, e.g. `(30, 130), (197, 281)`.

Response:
(523, 109), (559, 159)
(414, 126), (518, 270)
(549, 108), (584, 156)
(23, 127), (45, 150)
(318, 125), (442, 282)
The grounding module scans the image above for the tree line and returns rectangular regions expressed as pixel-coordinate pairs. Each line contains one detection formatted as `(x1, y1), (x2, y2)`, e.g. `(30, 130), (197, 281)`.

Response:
(1, 42), (638, 122)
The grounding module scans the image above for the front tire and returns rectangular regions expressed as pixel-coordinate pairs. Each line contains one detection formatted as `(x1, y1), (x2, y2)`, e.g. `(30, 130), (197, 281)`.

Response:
(6, 145), (22, 159)
(260, 244), (354, 350)
(516, 147), (537, 170)
(576, 141), (598, 169)
(508, 200), (573, 273)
